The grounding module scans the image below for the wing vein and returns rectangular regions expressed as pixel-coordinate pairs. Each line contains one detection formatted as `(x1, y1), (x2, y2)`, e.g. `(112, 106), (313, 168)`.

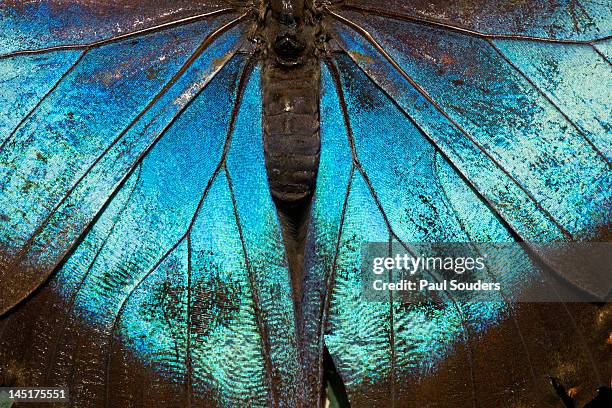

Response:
(537, 274), (603, 384)
(317, 163), (354, 407)
(432, 152), (538, 385)
(316, 60), (356, 398)
(333, 47), (580, 261)
(225, 165), (279, 406)
(218, 58), (279, 403)
(42, 163), (143, 384)
(591, 44), (612, 65)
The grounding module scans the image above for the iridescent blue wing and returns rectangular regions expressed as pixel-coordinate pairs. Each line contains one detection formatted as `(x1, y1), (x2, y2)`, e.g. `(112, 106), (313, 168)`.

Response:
(0, 3), (316, 406)
(1, 55), (310, 405)
(311, 1), (611, 406)
(0, 2), (245, 312)
(327, 4), (612, 298)
(329, 2), (611, 244)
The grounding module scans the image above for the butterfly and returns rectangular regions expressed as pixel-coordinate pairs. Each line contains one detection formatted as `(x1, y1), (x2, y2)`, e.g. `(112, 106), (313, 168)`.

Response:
(0, 0), (610, 407)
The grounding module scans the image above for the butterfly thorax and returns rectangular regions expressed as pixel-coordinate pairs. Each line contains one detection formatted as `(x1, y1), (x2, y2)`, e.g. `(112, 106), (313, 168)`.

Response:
(259, 0), (323, 314)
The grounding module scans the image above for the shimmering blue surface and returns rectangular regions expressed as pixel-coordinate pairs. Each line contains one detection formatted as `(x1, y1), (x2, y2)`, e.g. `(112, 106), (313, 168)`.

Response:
(493, 39), (611, 160)
(313, 57), (548, 404)
(51, 55), (248, 403)
(47, 56), (301, 406)
(594, 38), (612, 60)
(0, 2), (610, 406)
(0, 16), (244, 310)
(332, 13), (611, 241)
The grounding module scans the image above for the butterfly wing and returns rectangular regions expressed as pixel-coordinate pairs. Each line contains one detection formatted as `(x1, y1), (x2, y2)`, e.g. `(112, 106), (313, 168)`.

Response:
(312, 54), (610, 406)
(1, 53), (313, 405)
(328, 5), (611, 240)
(310, 1), (611, 406)
(1, 3), (318, 406)
(1, 1), (610, 406)
(0, 6), (247, 314)
(342, 0), (610, 41)
(326, 3), (611, 297)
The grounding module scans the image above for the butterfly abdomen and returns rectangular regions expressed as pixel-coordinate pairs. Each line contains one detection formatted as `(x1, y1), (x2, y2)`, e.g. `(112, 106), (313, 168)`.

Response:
(259, 0), (322, 316)
(262, 60), (321, 205)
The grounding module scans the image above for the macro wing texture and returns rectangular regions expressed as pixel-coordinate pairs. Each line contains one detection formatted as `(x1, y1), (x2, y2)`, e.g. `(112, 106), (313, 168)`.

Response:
(0, 2), (245, 313)
(342, 0), (611, 41)
(329, 1), (611, 244)
(308, 0), (611, 406)
(0, 3), (318, 406)
(0, 1), (610, 407)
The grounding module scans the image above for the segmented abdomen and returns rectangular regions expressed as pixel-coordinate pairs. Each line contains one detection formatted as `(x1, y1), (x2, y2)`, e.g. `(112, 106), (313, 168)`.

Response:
(262, 60), (321, 205)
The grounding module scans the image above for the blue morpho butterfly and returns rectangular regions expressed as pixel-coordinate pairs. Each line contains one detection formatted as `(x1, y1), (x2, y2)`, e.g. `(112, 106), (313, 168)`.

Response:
(0, 0), (610, 407)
